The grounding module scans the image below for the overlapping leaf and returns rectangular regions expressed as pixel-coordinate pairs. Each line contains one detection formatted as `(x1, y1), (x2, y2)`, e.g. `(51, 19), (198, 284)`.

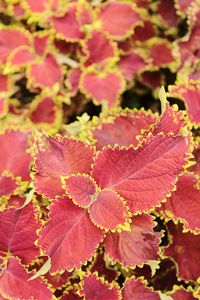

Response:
(0, 130), (32, 181)
(38, 197), (104, 272)
(0, 203), (40, 264)
(104, 214), (161, 267)
(0, 258), (52, 300)
(163, 222), (200, 281)
(64, 174), (129, 231)
(92, 133), (190, 214)
(91, 109), (157, 149)
(158, 173), (200, 232)
(80, 273), (121, 300)
(122, 277), (160, 300)
(33, 135), (95, 199)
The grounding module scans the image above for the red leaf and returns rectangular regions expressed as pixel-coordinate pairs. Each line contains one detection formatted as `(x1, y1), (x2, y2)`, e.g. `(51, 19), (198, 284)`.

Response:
(131, 21), (156, 42)
(65, 68), (81, 97)
(0, 94), (7, 117)
(0, 258), (52, 300)
(88, 189), (128, 231)
(0, 175), (17, 197)
(189, 141), (200, 175)
(122, 277), (160, 300)
(118, 51), (146, 80)
(158, 174), (200, 231)
(33, 33), (50, 56)
(169, 83), (200, 125)
(6, 195), (25, 208)
(148, 104), (187, 137)
(39, 198), (103, 272)
(0, 28), (30, 64)
(157, 0), (179, 27)
(83, 30), (115, 66)
(140, 71), (163, 90)
(92, 109), (157, 149)
(90, 252), (118, 283)
(171, 288), (197, 300)
(104, 214), (161, 267)
(98, 2), (141, 39)
(164, 222), (200, 281)
(28, 54), (62, 89)
(81, 71), (124, 107)
(33, 136), (95, 199)
(0, 130), (31, 181)
(65, 175), (96, 208)
(29, 96), (59, 124)
(51, 6), (84, 41)
(0, 75), (8, 92)
(81, 273), (120, 300)
(8, 46), (35, 67)
(92, 134), (189, 214)
(0, 203), (40, 264)
(149, 42), (175, 67)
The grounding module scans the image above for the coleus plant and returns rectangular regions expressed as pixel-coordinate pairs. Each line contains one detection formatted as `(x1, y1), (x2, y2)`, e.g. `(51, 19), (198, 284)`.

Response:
(0, 0), (200, 299)
(0, 89), (199, 299)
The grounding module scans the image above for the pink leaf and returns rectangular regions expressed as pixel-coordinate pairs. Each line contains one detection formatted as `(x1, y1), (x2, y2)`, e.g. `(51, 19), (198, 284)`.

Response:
(105, 214), (161, 267)
(0, 258), (52, 299)
(122, 277), (160, 300)
(98, 2), (141, 39)
(39, 198), (103, 272)
(81, 71), (124, 107)
(0, 203), (40, 264)
(28, 54), (62, 89)
(81, 273), (120, 300)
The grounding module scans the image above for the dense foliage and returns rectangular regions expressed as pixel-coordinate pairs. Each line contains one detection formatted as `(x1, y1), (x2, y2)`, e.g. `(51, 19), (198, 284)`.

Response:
(0, 0), (199, 299)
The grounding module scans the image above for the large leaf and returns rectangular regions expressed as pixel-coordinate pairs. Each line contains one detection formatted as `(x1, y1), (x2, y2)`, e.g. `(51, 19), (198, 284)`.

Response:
(38, 198), (104, 272)
(92, 134), (189, 214)
(0, 258), (52, 300)
(0, 203), (40, 264)
(104, 214), (161, 267)
(158, 173), (200, 232)
(164, 222), (200, 281)
(33, 135), (95, 199)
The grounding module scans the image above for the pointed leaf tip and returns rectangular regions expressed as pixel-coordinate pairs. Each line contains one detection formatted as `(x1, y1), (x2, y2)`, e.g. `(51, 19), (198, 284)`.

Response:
(159, 86), (167, 115)
(28, 257), (51, 281)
